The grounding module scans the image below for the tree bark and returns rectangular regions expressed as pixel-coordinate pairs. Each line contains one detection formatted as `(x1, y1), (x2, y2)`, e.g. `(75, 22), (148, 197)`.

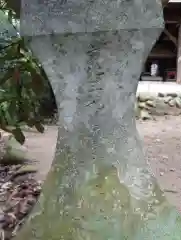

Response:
(14, 30), (181, 240)
(15, 1), (181, 240)
(177, 25), (181, 84)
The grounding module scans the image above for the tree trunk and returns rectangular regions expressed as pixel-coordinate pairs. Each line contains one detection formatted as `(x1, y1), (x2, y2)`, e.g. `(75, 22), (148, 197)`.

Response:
(177, 25), (181, 84)
(16, 1), (181, 240)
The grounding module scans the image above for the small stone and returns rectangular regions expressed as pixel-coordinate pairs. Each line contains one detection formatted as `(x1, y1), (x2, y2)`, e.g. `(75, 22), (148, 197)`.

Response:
(138, 93), (154, 102)
(169, 168), (176, 172)
(163, 96), (172, 103)
(158, 93), (165, 97)
(167, 93), (178, 98)
(175, 97), (181, 108)
(140, 109), (151, 120)
(146, 100), (156, 108)
(162, 155), (168, 160)
(1, 182), (12, 190)
(160, 171), (164, 176)
(164, 189), (178, 193)
(138, 102), (149, 109)
(168, 99), (176, 107)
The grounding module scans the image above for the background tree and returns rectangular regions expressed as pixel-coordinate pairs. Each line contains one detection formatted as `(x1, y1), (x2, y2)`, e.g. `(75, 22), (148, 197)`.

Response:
(0, 1), (57, 144)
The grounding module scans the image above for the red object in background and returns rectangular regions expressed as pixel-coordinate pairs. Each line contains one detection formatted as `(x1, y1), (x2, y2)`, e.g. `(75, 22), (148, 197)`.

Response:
(166, 69), (176, 79)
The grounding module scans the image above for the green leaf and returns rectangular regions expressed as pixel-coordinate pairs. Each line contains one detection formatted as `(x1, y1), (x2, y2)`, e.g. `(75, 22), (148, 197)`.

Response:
(34, 122), (44, 133)
(0, 68), (13, 85)
(12, 127), (25, 144)
(22, 60), (39, 74)
(18, 57), (28, 63)
(18, 99), (32, 121)
(8, 101), (18, 124)
(4, 109), (12, 124)
(0, 108), (7, 126)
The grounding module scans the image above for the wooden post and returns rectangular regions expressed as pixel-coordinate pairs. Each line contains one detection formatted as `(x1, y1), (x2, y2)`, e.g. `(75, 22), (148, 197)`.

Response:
(177, 25), (181, 84)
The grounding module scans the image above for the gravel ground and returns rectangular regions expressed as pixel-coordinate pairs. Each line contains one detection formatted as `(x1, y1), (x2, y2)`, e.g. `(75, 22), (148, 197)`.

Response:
(137, 116), (181, 210)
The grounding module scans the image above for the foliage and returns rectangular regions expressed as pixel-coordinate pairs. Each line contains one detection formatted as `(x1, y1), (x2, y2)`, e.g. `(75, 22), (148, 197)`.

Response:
(0, 4), (48, 144)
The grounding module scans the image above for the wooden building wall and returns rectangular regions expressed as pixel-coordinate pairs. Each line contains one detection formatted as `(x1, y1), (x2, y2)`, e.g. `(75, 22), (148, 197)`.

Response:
(142, 2), (181, 83)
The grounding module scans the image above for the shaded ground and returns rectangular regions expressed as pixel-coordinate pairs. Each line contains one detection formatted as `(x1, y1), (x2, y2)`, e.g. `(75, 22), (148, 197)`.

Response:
(24, 116), (181, 209)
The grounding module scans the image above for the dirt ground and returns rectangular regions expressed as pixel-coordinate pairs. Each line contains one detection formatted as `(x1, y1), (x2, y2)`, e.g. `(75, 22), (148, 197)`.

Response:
(23, 116), (181, 209)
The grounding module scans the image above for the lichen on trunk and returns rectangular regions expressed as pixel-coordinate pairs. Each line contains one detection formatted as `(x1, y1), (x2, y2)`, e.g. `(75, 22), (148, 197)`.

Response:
(16, 0), (181, 239)
(14, 30), (181, 240)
